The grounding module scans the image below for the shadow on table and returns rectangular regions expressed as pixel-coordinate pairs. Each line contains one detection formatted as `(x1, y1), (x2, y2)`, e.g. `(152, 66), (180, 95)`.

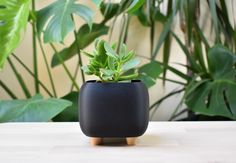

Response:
(95, 134), (160, 147)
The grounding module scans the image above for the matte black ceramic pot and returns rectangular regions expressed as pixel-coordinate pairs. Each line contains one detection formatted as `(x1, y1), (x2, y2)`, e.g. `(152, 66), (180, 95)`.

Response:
(79, 80), (149, 137)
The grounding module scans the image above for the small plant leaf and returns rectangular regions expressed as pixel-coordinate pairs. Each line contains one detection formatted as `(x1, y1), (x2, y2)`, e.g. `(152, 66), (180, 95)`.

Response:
(83, 39), (139, 82)
(104, 42), (119, 59)
(120, 43), (127, 58)
(122, 58), (140, 71)
(81, 66), (93, 75)
(119, 73), (139, 80)
(101, 69), (115, 76)
(122, 50), (135, 62)
(108, 56), (116, 70)
(95, 40), (108, 67)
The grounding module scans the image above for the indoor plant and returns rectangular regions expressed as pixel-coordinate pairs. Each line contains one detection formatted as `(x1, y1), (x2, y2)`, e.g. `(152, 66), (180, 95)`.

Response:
(79, 40), (149, 145)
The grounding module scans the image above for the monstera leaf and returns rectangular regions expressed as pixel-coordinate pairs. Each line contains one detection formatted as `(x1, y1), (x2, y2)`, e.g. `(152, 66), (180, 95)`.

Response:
(36, 0), (93, 43)
(0, 94), (72, 122)
(0, 0), (31, 69)
(185, 45), (236, 119)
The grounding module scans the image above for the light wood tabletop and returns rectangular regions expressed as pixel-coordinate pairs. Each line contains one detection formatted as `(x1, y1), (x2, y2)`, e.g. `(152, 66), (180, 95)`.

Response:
(0, 122), (235, 163)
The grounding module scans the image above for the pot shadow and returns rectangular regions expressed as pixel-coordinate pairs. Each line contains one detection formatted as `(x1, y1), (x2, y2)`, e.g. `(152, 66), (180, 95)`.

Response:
(95, 134), (160, 147)
(97, 138), (129, 147)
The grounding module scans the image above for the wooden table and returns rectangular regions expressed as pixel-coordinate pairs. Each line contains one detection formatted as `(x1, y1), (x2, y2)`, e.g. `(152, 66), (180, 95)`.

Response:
(0, 122), (235, 163)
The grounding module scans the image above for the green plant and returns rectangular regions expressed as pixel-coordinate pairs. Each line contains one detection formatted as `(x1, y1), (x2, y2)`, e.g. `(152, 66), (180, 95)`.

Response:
(0, 0), (95, 122)
(0, 94), (71, 122)
(185, 45), (236, 119)
(0, 0), (148, 122)
(0, 0), (31, 69)
(82, 40), (140, 82)
(1, 0), (235, 122)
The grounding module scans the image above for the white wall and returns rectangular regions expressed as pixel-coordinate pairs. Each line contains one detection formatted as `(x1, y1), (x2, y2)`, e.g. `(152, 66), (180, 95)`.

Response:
(3, 0), (235, 120)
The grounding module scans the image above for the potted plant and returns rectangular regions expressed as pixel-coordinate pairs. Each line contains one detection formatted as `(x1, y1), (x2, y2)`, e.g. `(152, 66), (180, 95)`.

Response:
(79, 40), (149, 145)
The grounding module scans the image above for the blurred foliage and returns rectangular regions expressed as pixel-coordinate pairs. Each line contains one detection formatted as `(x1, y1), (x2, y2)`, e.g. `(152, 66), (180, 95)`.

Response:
(0, 0), (236, 121)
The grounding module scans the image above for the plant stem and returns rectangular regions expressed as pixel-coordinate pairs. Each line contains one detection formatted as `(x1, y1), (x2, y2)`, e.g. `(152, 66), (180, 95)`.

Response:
(7, 58), (31, 98)
(148, 0), (155, 56)
(0, 80), (17, 99)
(50, 44), (80, 91)
(108, 16), (118, 42)
(71, 14), (85, 84)
(11, 53), (53, 97)
(169, 96), (185, 121)
(70, 63), (79, 91)
(149, 88), (184, 110)
(157, 76), (186, 85)
(117, 14), (129, 53)
(31, 0), (39, 93)
(37, 37), (57, 97)
(169, 108), (188, 121)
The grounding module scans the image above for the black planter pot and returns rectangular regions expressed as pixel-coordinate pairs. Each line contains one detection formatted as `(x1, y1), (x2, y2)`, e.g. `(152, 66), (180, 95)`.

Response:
(79, 80), (149, 138)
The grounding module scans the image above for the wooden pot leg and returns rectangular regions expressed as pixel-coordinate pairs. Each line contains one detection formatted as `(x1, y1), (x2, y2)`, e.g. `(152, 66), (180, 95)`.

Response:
(90, 137), (102, 145)
(126, 137), (136, 146)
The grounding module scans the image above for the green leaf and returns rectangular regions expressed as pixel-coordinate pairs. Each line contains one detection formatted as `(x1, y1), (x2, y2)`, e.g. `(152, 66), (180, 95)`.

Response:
(185, 45), (236, 120)
(162, 32), (172, 83)
(152, 14), (174, 59)
(135, 7), (150, 26)
(151, 0), (180, 59)
(186, 0), (197, 45)
(0, 94), (72, 122)
(51, 23), (109, 67)
(208, 45), (236, 79)
(108, 56), (116, 70)
(138, 61), (163, 88)
(126, 0), (145, 14)
(138, 73), (156, 88)
(122, 50), (135, 62)
(104, 42), (119, 59)
(122, 58), (140, 71)
(208, 0), (219, 42)
(101, 69), (115, 76)
(172, 32), (201, 73)
(139, 61), (163, 79)
(36, 0), (93, 43)
(0, 0), (31, 69)
(157, 61), (191, 81)
(95, 40), (108, 67)
(81, 66), (93, 75)
(100, 2), (119, 22)
(119, 73), (139, 80)
(155, 11), (167, 23)
(53, 91), (79, 122)
(119, 43), (127, 58)
(81, 50), (94, 58)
